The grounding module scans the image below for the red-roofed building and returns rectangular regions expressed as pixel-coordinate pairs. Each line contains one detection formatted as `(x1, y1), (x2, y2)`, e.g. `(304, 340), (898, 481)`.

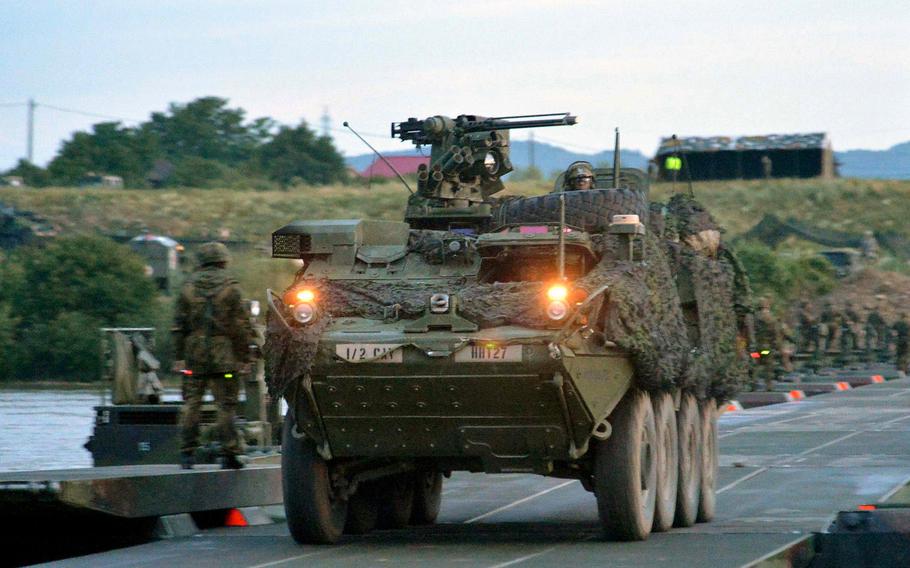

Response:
(360, 156), (429, 179)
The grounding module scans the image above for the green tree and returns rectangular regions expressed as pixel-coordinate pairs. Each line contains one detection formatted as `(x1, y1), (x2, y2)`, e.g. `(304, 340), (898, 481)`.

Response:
(255, 122), (346, 186)
(5, 235), (158, 380)
(0, 303), (18, 378)
(145, 96), (269, 165)
(4, 159), (52, 187)
(47, 122), (158, 186)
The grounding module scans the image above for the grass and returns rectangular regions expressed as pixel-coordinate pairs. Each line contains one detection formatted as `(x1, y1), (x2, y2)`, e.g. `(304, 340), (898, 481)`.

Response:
(4, 177), (910, 299)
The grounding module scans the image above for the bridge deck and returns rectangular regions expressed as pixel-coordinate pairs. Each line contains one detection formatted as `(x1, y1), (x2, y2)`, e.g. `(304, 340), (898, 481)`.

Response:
(29, 378), (910, 567)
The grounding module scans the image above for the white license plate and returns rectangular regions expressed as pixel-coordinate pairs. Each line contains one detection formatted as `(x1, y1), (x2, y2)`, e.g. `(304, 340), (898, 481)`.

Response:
(336, 344), (403, 363)
(454, 344), (522, 363)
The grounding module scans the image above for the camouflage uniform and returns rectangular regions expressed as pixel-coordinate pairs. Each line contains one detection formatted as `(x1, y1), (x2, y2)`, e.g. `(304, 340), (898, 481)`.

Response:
(795, 301), (820, 361)
(173, 242), (254, 468)
(752, 298), (783, 391)
(839, 302), (861, 365)
(819, 301), (841, 355)
(864, 306), (887, 362)
(893, 314), (910, 374)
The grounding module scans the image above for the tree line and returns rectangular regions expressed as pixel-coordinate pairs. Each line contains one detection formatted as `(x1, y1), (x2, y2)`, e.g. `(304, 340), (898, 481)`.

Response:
(4, 97), (348, 188)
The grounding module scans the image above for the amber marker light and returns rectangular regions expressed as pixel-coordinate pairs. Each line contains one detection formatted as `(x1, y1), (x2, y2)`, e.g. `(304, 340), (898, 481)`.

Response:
(547, 284), (568, 302)
(296, 289), (316, 303)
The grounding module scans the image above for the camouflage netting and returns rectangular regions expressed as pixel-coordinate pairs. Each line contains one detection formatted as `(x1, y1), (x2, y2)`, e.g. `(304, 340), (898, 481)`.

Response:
(264, 311), (332, 399)
(665, 242), (750, 401)
(581, 233), (690, 391)
(265, 196), (751, 401)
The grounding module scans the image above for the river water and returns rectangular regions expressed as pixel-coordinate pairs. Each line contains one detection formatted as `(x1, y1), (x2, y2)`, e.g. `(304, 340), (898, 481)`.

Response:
(0, 387), (181, 472)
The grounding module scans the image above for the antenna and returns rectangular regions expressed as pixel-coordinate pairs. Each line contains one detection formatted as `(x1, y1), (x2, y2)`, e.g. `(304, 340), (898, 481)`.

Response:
(558, 186), (566, 281)
(320, 106), (330, 137)
(612, 127), (621, 190)
(343, 121), (414, 194)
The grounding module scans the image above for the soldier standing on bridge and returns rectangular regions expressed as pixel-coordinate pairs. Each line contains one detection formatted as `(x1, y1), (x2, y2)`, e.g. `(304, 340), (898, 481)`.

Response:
(795, 300), (821, 363)
(864, 301), (887, 363)
(173, 242), (255, 470)
(753, 297), (784, 391)
(819, 300), (841, 359)
(839, 301), (861, 365)
(893, 313), (910, 375)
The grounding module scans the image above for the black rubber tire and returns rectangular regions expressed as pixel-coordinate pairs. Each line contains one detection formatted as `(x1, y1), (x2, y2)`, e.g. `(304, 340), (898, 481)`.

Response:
(494, 188), (649, 233)
(282, 411), (347, 544)
(651, 391), (679, 533)
(594, 389), (657, 541)
(376, 473), (415, 529)
(697, 399), (718, 523)
(410, 470), (443, 525)
(344, 483), (379, 535)
(674, 392), (702, 528)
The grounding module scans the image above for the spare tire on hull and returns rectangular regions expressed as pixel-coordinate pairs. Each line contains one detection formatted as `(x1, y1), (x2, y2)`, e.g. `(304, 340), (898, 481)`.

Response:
(493, 188), (649, 232)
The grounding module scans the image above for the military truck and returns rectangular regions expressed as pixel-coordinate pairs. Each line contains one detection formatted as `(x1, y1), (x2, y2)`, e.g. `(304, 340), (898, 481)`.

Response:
(266, 114), (749, 544)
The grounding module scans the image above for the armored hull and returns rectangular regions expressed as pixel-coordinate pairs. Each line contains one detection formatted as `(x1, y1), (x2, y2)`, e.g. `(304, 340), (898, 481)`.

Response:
(298, 320), (633, 473)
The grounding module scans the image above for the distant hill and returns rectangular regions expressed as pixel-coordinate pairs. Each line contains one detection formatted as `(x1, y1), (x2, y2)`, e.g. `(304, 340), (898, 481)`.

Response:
(346, 139), (910, 180)
(836, 142), (910, 179)
(345, 140), (649, 177)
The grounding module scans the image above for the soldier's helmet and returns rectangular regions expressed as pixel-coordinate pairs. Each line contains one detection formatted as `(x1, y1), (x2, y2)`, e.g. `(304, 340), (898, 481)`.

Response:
(564, 161), (595, 190)
(196, 242), (231, 267)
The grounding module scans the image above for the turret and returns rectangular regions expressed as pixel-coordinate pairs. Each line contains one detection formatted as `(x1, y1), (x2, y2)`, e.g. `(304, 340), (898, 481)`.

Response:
(391, 113), (576, 232)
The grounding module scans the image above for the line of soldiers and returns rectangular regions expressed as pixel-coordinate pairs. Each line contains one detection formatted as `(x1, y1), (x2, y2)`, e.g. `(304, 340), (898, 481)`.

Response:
(750, 296), (910, 390)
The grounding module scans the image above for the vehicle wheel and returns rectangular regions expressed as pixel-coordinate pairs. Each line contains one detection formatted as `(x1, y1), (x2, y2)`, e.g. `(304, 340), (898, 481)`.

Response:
(697, 399), (718, 523)
(674, 392), (701, 528)
(651, 391), (679, 532)
(345, 482), (379, 535)
(376, 473), (415, 529)
(594, 389), (657, 541)
(410, 470), (443, 525)
(282, 410), (347, 544)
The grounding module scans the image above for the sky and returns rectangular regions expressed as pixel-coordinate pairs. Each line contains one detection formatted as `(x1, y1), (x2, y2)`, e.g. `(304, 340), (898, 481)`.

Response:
(1, 0), (909, 170)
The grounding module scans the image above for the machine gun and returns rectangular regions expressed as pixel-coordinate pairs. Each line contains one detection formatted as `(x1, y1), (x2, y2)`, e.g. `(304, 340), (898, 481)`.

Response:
(391, 113), (576, 231)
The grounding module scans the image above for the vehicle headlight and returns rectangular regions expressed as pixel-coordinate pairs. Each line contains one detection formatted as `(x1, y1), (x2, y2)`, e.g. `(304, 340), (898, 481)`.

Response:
(546, 300), (569, 321)
(249, 300), (261, 317)
(547, 284), (568, 302)
(292, 302), (317, 324)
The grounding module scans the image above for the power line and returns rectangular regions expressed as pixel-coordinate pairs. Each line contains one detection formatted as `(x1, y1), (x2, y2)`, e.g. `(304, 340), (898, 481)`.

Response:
(0, 102), (26, 108)
(38, 103), (144, 123)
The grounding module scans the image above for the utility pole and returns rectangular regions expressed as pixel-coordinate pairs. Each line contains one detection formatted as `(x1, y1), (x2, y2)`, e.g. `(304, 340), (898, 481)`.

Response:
(528, 131), (535, 170)
(26, 98), (36, 163)
(320, 106), (330, 137)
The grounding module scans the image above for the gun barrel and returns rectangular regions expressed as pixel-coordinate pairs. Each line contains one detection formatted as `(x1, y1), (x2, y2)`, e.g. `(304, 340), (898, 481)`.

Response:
(470, 113), (577, 132)
(392, 112), (576, 144)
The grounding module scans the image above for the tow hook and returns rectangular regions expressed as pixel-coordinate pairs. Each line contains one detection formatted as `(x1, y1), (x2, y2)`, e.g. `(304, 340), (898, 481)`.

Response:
(548, 342), (562, 360)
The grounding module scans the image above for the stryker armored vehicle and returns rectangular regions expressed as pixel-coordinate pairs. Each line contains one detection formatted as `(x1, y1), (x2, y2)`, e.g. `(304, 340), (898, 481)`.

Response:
(265, 114), (752, 544)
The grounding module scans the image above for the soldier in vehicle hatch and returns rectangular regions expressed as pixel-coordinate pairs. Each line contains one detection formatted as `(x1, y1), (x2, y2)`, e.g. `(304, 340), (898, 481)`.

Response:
(563, 161), (596, 191)
(172, 242), (255, 470)
(752, 297), (784, 390)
